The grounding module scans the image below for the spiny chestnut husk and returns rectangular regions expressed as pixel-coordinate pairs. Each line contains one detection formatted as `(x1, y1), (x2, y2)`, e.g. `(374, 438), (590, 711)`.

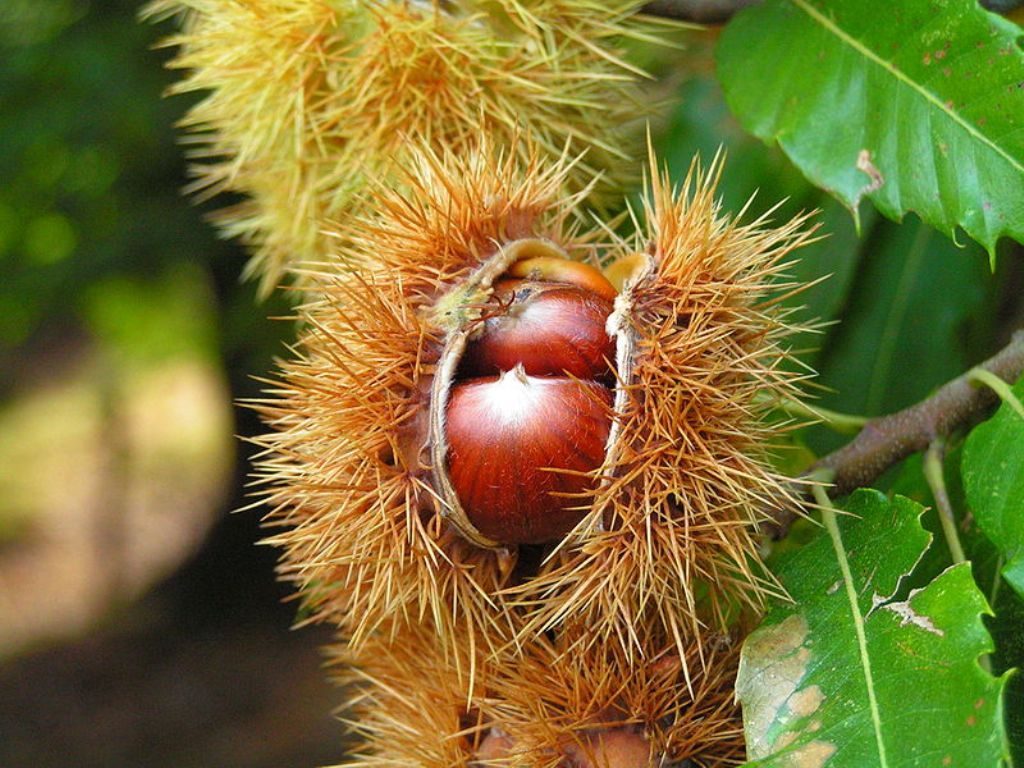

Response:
(329, 619), (493, 768)
(253, 143), (817, 664)
(144, 0), (668, 296)
(332, 619), (745, 768)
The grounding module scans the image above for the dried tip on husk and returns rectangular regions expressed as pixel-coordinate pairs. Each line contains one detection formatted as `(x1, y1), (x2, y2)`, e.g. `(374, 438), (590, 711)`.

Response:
(143, 0), (671, 296)
(249, 141), (598, 657)
(510, 151), (819, 665)
(330, 622), (744, 768)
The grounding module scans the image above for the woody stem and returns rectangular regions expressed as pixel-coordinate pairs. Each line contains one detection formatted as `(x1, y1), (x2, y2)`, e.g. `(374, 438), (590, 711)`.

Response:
(770, 330), (1024, 533)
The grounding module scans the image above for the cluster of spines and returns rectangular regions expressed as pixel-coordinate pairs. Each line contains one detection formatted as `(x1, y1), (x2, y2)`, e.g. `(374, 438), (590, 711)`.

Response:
(330, 618), (746, 767)
(248, 139), (815, 766)
(144, 0), (670, 295)
(249, 144), (586, 658)
(149, 1), (819, 762)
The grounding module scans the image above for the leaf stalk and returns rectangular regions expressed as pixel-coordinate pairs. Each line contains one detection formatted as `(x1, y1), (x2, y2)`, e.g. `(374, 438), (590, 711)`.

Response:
(922, 440), (966, 566)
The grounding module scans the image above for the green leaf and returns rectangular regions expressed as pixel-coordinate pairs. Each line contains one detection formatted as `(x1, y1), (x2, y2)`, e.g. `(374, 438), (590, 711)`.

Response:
(962, 375), (1024, 599)
(716, 0), (1024, 258)
(815, 218), (989, 416)
(889, 447), (1003, 591)
(892, 444), (1024, 765)
(737, 490), (1008, 767)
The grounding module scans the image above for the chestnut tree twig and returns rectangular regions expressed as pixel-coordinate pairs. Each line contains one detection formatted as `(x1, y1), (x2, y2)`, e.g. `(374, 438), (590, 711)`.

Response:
(641, 0), (758, 23)
(642, 0), (1022, 24)
(815, 330), (1024, 494)
(770, 330), (1024, 533)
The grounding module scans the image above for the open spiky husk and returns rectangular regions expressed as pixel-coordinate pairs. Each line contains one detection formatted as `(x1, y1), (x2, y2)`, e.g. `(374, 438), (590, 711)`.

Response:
(508, 154), (818, 667)
(144, 0), (672, 296)
(253, 141), (818, 663)
(250, 143), (601, 657)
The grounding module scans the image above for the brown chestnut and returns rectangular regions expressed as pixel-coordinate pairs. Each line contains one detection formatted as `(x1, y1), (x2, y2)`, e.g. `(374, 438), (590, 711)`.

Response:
(445, 367), (612, 545)
(460, 279), (616, 380)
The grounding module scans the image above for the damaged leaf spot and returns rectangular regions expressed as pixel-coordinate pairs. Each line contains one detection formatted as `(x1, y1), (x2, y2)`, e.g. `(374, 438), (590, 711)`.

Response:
(737, 614), (817, 759)
(855, 149), (885, 205)
(882, 597), (944, 636)
(789, 686), (825, 718)
(779, 740), (838, 768)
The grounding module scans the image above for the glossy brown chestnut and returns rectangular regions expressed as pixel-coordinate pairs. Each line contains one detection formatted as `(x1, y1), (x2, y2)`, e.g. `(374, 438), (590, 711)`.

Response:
(460, 279), (616, 380)
(445, 367), (612, 545)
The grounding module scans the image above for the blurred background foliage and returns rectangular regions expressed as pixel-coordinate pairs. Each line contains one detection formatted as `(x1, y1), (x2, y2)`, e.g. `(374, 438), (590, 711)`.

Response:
(0, 1), (344, 766)
(0, 1), (1021, 766)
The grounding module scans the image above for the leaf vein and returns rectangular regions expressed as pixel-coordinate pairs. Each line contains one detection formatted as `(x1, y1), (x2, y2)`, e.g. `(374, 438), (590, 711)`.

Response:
(790, 0), (1024, 178)
(822, 505), (890, 767)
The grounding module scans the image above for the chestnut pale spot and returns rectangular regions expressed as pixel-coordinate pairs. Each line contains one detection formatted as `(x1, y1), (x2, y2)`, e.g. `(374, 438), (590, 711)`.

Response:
(475, 366), (547, 422)
(446, 369), (612, 544)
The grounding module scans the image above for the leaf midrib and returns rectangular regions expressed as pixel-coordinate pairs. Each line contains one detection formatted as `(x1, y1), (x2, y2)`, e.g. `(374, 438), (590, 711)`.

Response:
(791, 0), (1024, 177)
(823, 507), (890, 767)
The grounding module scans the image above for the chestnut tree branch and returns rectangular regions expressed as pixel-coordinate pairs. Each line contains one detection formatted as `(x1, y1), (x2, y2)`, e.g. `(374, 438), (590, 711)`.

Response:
(814, 330), (1024, 495)
(641, 0), (1022, 23)
(641, 0), (758, 23)
(770, 330), (1024, 533)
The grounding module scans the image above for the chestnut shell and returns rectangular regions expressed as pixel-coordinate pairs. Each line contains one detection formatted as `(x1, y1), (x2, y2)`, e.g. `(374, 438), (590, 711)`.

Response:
(459, 279), (616, 381)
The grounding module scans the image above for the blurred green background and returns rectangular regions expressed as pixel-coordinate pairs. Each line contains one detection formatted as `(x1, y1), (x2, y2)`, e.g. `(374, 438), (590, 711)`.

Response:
(0, 2), (344, 766)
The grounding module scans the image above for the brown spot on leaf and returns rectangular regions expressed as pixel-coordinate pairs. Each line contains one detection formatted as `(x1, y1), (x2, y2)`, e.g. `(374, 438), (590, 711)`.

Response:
(738, 615), (813, 760)
(789, 686), (825, 719)
(782, 740), (837, 768)
(776, 730), (797, 751)
(854, 149), (884, 205)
